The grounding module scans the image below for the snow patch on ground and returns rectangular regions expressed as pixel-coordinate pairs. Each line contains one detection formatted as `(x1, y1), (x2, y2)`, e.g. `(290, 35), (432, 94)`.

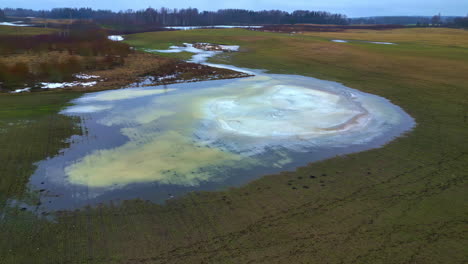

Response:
(108, 35), (124, 41)
(0, 21), (32, 27)
(10, 88), (31, 93)
(332, 39), (348, 43)
(369, 41), (395, 45)
(74, 74), (100, 80)
(331, 39), (396, 45)
(150, 43), (240, 64)
(157, 74), (178, 81)
(41, 81), (97, 89)
(150, 43), (257, 75)
(219, 45), (240, 51)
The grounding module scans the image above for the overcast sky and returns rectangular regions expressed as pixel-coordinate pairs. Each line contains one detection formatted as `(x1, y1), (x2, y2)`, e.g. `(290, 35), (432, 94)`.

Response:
(2, 0), (467, 17)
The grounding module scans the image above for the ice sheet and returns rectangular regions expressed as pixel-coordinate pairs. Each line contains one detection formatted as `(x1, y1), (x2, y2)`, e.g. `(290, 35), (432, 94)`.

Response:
(50, 43), (413, 189)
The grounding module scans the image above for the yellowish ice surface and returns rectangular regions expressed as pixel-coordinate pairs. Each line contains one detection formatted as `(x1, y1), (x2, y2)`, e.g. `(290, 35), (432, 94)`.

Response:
(80, 88), (176, 102)
(66, 131), (243, 187)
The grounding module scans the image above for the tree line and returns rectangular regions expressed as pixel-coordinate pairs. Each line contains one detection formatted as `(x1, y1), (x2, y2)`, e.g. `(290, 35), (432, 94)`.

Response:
(0, 9), (6, 21)
(2, 7), (349, 26)
(453, 16), (468, 27)
(350, 15), (468, 27)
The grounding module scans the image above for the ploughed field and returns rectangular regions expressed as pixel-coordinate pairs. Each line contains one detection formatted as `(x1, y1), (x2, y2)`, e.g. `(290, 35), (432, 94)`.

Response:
(0, 27), (467, 263)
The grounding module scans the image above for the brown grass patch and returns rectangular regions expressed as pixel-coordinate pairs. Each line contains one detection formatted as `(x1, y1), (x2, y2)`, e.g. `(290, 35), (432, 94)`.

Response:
(83, 52), (250, 91)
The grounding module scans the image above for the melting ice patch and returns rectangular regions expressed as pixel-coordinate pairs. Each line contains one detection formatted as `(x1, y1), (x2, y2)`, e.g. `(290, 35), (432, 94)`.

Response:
(196, 76), (404, 155)
(147, 43), (254, 75)
(150, 43), (239, 63)
(150, 43), (219, 64)
(59, 73), (412, 188)
(37, 43), (413, 194)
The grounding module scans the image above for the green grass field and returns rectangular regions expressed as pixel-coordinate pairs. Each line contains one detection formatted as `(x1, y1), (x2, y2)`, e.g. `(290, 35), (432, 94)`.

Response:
(0, 92), (82, 207)
(0, 28), (467, 263)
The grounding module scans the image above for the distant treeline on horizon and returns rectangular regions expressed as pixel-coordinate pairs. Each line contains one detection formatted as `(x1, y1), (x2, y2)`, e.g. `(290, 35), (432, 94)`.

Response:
(351, 16), (460, 25)
(2, 7), (467, 27)
(2, 7), (350, 26)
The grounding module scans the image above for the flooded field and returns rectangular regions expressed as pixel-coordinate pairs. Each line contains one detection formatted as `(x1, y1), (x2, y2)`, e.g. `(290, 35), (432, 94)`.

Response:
(2, 26), (466, 264)
(27, 44), (414, 210)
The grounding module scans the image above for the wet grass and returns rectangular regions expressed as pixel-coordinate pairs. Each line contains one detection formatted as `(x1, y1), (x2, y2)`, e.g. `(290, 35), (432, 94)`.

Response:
(1, 28), (467, 263)
(0, 92), (82, 207)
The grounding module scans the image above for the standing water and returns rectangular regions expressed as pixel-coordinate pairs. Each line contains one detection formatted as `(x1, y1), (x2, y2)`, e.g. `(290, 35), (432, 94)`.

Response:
(28, 43), (415, 210)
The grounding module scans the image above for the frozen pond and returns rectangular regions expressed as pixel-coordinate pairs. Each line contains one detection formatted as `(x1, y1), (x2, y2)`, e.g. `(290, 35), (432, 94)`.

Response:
(28, 43), (414, 210)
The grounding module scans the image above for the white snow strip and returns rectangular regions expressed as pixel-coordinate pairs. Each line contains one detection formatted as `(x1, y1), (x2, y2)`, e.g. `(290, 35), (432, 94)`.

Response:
(332, 40), (348, 43)
(158, 74), (178, 81)
(370, 41), (395, 45)
(74, 74), (100, 80)
(219, 45), (240, 51)
(10, 87), (31, 93)
(108, 35), (124, 41)
(41, 81), (97, 89)
(0, 22), (32, 27)
(80, 82), (98, 87)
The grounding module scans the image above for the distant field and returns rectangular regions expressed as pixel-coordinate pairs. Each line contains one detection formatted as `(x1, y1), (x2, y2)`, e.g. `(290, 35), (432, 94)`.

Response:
(0, 25), (58, 35)
(1, 28), (467, 263)
(29, 18), (79, 25)
(301, 27), (468, 48)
